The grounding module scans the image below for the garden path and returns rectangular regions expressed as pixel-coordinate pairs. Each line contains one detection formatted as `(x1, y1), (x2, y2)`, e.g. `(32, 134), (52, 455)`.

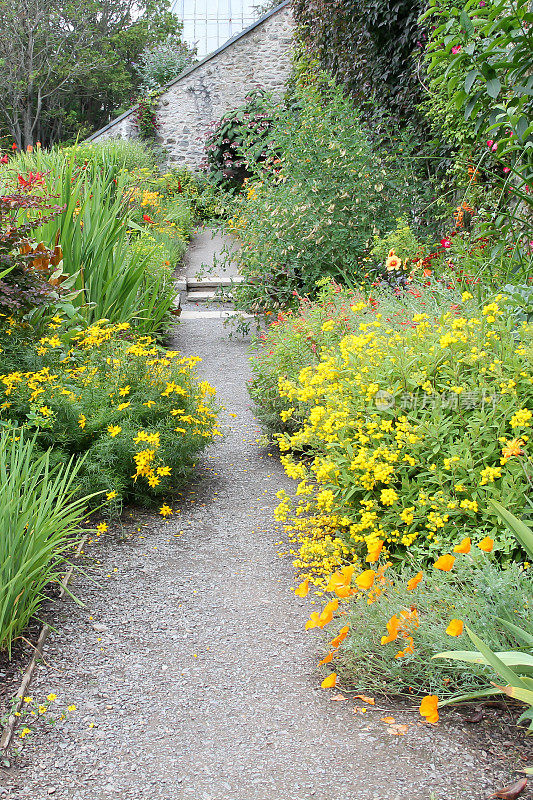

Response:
(2, 229), (512, 800)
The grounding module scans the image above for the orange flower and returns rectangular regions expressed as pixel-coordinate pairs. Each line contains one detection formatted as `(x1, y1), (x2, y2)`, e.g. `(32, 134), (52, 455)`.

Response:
(329, 625), (350, 649)
(318, 607), (334, 628)
(366, 540), (384, 563)
(502, 438), (524, 459)
(433, 554), (455, 571)
(334, 584), (354, 598)
(453, 537), (471, 554)
(419, 695), (439, 724)
(446, 619), (464, 637)
(295, 579), (309, 598)
(406, 571), (423, 591)
(386, 249), (402, 271)
(321, 673), (337, 689)
(477, 537), (494, 553)
(305, 612), (321, 630)
(340, 565), (355, 582)
(395, 636), (414, 659)
(381, 615), (400, 645)
(323, 598), (339, 614)
(318, 651), (334, 666)
(355, 569), (376, 591)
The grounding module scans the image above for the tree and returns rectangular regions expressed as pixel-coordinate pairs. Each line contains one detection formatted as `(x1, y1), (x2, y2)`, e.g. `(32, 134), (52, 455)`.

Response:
(0, 0), (183, 148)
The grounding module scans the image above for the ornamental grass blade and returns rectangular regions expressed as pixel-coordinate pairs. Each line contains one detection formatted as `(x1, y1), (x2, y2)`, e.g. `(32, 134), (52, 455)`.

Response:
(489, 500), (533, 559)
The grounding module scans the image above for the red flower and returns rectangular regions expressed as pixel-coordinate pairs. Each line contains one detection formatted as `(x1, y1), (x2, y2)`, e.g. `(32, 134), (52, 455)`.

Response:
(177, 180), (183, 193)
(11, 143), (17, 150)
(142, 214), (154, 224)
(440, 238), (451, 248)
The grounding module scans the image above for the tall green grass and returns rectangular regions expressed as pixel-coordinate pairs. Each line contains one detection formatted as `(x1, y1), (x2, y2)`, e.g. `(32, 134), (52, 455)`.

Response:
(3, 148), (177, 333)
(0, 429), (93, 656)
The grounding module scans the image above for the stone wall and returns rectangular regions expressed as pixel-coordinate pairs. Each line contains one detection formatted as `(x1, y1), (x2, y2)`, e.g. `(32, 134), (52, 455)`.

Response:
(90, 2), (294, 169)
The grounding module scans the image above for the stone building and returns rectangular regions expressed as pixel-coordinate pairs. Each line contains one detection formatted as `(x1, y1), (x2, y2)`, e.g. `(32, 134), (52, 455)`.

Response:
(88, 1), (294, 169)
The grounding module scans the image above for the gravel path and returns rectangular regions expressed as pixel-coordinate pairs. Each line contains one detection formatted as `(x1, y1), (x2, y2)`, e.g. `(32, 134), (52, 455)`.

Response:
(0, 232), (519, 800)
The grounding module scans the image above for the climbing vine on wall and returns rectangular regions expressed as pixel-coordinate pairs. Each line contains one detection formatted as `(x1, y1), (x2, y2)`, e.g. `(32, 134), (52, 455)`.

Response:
(292, 0), (428, 129)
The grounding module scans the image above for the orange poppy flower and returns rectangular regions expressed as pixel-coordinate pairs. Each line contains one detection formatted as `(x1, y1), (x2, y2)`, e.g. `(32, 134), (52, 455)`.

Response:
(366, 540), (384, 563)
(477, 537), (494, 552)
(446, 619), (464, 637)
(326, 571), (347, 592)
(406, 571), (423, 591)
(453, 537), (471, 554)
(433, 554), (455, 571)
(295, 579), (309, 598)
(340, 565), (355, 582)
(321, 673), (337, 688)
(381, 615), (400, 645)
(318, 608), (334, 628)
(323, 598), (339, 614)
(305, 612), (321, 630)
(355, 569), (376, 591)
(329, 625), (350, 649)
(419, 695), (439, 724)
(335, 584), (354, 598)
(395, 636), (415, 659)
(318, 651), (334, 666)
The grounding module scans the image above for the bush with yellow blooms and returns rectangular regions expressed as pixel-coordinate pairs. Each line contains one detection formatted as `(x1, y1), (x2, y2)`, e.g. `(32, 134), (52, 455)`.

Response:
(0, 318), (220, 510)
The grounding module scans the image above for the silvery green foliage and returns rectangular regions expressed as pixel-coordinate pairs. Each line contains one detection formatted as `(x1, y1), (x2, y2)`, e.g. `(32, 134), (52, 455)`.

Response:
(136, 35), (196, 91)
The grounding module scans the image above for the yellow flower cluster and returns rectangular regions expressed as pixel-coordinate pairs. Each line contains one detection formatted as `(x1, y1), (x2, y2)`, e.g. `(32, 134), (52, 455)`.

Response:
(273, 304), (532, 581)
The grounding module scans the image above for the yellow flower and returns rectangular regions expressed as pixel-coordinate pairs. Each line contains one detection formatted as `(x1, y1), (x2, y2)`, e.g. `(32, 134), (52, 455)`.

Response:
(47, 693), (57, 702)
(67, 705), (76, 712)
(96, 522), (108, 534)
(510, 408), (532, 428)
(78, 414), (86, 429)
(38, 406), (52, 416)
(117, 402), (130, 411)
(106, 490), (118, 500)
(119, 386), (131, 397)
(160, 504), (173, 517)
(107, 425), (122, 437)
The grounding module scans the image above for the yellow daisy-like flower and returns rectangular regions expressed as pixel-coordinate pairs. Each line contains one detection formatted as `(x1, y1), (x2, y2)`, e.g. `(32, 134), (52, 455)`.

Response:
(78, 414), (86, 429)
(47, 693), (57, 702)
(160, 504), (173, 517)
(96, 522), (108, 534)
(107, 425), (122, 437)
(106, 490), (118, 500)
(117, 402), (130, 411)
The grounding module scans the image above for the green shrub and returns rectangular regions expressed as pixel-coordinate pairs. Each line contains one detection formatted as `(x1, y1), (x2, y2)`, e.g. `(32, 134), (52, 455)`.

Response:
(0, 319), (220, 510)
(324, 554), (532, 699)
(229, 76), (402, 314)
(0, 428), (92, 655)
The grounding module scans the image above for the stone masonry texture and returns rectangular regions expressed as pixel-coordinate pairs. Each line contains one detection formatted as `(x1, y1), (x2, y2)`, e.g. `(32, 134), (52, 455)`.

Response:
(91, 3), (295, 169)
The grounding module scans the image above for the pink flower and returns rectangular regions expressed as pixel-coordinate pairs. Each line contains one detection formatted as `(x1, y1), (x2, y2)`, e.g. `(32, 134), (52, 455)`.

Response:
(440, 238), (452, 249)
(492, 144), (498, 152)
(487, 140), (494, 148)
(451, 46), (462, 54)
(503, 167), (510, 174)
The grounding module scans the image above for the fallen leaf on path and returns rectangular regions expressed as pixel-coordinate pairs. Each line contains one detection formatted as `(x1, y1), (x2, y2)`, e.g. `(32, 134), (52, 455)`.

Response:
(354, 694), (375, 705)
(381, 716), (395, 724)
(488, 777), (528, 799)
(330, 693), (346, 701)
(387, 724), (408, 736)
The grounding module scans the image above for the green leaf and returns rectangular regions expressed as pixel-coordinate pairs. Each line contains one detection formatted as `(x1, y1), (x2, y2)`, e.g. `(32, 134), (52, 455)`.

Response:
(459, 9), (474, 36)
(489, 500), (533, 558)
(435, 650), (533, 673)
(465, 69), (478, 93)
(486, 77), (502, 98)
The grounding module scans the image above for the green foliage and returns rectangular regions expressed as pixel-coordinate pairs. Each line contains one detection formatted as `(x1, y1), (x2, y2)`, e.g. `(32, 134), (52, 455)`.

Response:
(229, 77), (402, 314)
(434, 508), (533, 738)
(136, 33), (195, 91)
(370, 217), (427, 271)
(423, 0), (533, 246)
(293, 0), (428, 130)
(0, 428), (92, 655)
(332, 556), (532, 698)
(0, 319), (219, 510)
(204, 91), (279, 190)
